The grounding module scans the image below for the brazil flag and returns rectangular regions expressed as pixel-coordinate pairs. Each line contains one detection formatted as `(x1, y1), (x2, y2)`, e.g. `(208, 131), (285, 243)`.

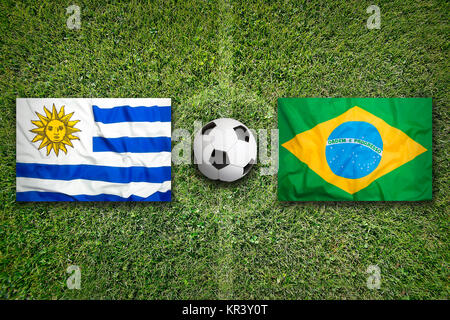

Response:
(278, 98), (432, 201)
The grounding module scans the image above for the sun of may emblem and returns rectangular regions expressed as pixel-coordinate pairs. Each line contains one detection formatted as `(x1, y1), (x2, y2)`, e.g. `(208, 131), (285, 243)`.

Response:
(30, 104), (81, 156)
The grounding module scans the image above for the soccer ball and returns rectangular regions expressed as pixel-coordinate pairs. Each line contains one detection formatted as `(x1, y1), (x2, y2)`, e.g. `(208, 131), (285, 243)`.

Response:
(194, 118), (257, 182)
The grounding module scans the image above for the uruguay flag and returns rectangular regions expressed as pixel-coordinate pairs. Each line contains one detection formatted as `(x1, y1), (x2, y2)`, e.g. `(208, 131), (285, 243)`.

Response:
(16, 98), (171, 201)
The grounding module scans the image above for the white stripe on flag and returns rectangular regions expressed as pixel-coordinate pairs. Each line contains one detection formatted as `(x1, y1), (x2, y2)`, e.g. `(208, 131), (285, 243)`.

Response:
(89, 98), (171, 108)
(17, 151), (171, 168)
(17, 177), (171, 198)
(94, 121), (171, 138)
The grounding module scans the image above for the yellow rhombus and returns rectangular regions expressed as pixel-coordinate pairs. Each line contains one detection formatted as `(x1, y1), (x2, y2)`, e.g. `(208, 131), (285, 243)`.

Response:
(282, 106), (427, 194)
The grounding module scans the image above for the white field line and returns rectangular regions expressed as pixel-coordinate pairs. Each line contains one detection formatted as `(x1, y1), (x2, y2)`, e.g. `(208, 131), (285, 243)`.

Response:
(216, 0), (235, 299)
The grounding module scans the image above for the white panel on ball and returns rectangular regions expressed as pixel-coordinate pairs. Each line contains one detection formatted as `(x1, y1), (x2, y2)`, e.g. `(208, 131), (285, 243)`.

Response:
(198, 162), (219, 180)
(219, 165), (244, 182)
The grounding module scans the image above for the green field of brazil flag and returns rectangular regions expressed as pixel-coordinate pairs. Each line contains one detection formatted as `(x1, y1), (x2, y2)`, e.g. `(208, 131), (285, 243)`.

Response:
(279, 98), (432, 201)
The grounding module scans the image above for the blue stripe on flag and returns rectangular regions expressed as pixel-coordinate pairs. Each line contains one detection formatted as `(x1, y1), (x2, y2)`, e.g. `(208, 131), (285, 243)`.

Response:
(16, 163), (171, 183)
(16, 190), (171, 202)
(92, 105), (171, 124)
(93, 136), (171, 153)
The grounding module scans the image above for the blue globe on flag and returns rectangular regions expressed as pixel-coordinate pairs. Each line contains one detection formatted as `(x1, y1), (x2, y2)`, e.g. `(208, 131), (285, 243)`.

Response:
(325, 121), (383, 179)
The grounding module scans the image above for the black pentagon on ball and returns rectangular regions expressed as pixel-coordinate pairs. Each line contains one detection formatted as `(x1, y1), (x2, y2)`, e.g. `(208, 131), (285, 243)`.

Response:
(202, 121), (217, 135)
(209, 149), (229, 170)
(243, 158), (255, 175)
(233, 125), (250, 142)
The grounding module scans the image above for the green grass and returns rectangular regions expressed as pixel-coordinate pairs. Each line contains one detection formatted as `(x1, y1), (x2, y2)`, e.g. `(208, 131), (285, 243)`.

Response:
(0, 0), (448, 299)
